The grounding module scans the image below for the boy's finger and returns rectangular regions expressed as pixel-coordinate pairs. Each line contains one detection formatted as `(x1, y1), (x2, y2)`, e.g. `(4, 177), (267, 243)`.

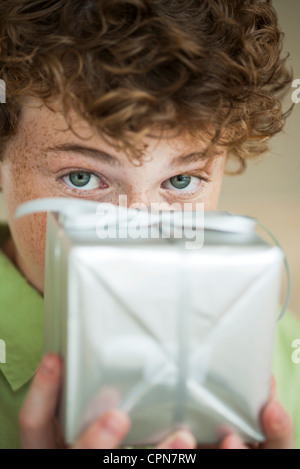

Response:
(219, 434), (248, 449)
(261, 401), (294, 449)
(155, 431), (197, 449)
(19, 353), (62, 449)
(72, 410), (130, 449)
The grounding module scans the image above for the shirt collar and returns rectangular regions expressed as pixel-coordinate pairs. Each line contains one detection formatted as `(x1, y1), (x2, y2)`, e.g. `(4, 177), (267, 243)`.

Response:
(0, 224), (43, 391)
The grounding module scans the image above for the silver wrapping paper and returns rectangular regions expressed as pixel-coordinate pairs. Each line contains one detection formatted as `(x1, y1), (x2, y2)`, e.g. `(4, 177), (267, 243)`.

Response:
(40, 202), (283, 447)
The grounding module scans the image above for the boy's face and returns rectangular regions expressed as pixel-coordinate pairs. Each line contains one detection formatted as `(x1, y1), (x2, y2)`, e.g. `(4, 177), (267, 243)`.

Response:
(0, 98), (227, 294)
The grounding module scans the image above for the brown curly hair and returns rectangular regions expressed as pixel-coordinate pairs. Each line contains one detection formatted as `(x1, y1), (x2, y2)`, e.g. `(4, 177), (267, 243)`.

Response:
(0, 0), (293, 172)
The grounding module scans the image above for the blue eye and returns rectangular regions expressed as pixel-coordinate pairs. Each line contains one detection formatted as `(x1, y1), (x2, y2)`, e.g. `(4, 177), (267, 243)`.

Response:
(63, 171), (101, 190)
(169, 175), (191, 189)
(70, 172), (91, 187)
(162, 174), (202, 193)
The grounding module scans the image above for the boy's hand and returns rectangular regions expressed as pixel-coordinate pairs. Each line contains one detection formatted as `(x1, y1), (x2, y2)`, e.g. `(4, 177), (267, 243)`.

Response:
(219, 377), (294, 449)
(19, 354), (197, 449)
(19, 355), (294, 449)
(219, 400), (294, 449)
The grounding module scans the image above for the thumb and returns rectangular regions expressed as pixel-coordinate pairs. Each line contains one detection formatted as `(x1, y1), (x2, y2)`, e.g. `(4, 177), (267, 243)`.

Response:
(72, 410), (130, 449)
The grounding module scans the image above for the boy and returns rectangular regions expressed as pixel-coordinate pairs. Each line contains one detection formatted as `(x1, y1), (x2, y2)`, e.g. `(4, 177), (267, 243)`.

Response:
(0, 0), (299, 449)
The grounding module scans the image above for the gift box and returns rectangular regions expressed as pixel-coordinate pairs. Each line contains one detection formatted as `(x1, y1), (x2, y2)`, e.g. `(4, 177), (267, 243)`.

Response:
(16, 198), (284, 446)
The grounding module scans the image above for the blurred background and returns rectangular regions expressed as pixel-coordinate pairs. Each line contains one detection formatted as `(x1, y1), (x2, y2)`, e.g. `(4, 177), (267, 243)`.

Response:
(218, 0), (300, 316)
(0, 0), (299, 314)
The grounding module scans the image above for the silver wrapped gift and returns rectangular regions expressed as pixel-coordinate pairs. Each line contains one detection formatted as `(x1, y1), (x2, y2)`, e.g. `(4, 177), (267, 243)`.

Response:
(16, 198), (285, 446)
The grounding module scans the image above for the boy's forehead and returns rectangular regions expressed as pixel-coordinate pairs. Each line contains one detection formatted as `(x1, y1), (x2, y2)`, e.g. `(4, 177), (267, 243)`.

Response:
(17, 97), (217, 166)
(21, 97), (96, 145)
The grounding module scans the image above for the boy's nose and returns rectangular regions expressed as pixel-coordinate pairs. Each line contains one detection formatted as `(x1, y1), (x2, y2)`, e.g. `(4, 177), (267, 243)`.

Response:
(120, 188), (158, 209)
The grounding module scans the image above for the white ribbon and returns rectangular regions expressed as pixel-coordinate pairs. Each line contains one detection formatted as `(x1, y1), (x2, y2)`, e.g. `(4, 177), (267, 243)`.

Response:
(14, 197), (257, 233)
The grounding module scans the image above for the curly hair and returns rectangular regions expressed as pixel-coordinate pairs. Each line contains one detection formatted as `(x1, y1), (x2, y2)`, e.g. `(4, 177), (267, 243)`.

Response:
(0, 0), (293, 172)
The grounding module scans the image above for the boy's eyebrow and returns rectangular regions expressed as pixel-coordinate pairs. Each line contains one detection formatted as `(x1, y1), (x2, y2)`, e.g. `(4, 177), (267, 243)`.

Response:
(45, 143), (121, 166)
(170, 150), (215, 167)
(45, 143), (217, 167)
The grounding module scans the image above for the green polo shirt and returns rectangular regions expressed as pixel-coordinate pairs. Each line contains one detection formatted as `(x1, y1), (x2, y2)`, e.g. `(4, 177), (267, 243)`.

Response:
(0, 224), (44, 449)
(0, 222), (300, 449)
